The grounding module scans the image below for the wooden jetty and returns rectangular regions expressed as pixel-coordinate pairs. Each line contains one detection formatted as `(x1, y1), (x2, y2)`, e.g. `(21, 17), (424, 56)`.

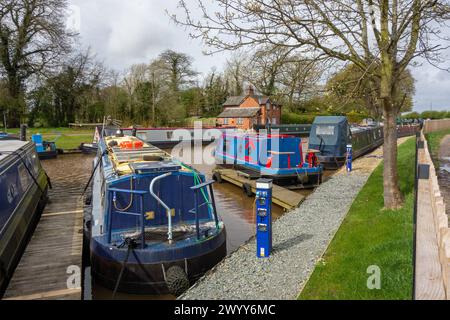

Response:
(213, 168), (305, 210)
(3, 189), (84, 300)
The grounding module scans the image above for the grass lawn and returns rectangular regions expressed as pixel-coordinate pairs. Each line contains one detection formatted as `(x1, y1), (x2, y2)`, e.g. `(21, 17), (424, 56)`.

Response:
(299, 137), (416, 300)
(425, 129), (450, 166)
(5, 127), (93, 150)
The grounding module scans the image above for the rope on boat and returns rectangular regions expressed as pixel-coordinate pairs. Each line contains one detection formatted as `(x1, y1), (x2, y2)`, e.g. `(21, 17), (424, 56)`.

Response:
(112, 237), (137, 299)
(113, 177), (134, 212)
(80, 149), (108, 198)
(176, 161), (213, 211)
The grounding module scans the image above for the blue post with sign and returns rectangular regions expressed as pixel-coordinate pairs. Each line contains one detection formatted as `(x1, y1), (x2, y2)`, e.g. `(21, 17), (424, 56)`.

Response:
(32, 134), (45, 153)
(256, 178), (273, 258)
(346, 144), (353, 172)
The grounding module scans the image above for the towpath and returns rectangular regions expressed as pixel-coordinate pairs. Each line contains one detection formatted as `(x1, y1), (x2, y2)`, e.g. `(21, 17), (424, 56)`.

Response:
(180, 137), (411, 300)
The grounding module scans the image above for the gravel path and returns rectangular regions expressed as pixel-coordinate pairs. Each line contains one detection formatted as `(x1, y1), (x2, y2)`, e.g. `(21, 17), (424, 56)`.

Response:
(180, 172), (371, 300)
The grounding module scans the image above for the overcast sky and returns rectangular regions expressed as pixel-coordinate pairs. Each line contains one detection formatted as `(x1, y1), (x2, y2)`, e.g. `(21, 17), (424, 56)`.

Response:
(68, 0), (450, 112)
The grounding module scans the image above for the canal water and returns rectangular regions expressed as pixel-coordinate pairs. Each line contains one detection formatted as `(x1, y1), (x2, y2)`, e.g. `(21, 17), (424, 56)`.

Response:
(438, 136), (450, 218)
(41, 142), (320, 300)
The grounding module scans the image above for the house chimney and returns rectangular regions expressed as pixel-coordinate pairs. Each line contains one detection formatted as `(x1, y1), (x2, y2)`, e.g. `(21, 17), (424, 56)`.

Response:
(247, 85), (255, 96)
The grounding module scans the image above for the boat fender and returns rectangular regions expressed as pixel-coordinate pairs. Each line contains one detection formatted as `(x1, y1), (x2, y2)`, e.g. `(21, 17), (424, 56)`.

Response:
(212, 172), (223, 183)
(165, 265), (190, 297)
(242, 183), (253, 197)
(84, 194), (92, 206)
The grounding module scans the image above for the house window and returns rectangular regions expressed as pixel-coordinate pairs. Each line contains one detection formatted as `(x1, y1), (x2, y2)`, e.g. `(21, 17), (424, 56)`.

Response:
(272, 118), (277, 125)
(223, 118), (229, 125)
(266, 102), (271, 111)
(237, 118), (244, 125)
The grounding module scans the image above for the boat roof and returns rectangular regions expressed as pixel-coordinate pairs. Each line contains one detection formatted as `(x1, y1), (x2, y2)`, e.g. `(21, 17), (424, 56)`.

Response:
(103, 136), (185, 176)
(0, 140), (29, 162)
(313, 116), (348, 125)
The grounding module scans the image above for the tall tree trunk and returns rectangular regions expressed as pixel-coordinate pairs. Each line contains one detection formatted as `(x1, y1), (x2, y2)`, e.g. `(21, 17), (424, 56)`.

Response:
(382, 100), (403, 209)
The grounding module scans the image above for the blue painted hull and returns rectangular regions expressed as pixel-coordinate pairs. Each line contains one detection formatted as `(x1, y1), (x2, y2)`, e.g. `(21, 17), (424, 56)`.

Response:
(214, 133), (323, 183)
(88, 135), (227, 294)
(0, 141), (49, 296)
(90, 227), (226, 294)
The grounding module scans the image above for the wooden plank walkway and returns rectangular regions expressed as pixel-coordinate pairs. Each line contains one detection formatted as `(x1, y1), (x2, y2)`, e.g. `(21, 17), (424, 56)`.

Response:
(414, 133), (449, 300)
(3, 193), (84, 300)
(213, 169), (305, 210)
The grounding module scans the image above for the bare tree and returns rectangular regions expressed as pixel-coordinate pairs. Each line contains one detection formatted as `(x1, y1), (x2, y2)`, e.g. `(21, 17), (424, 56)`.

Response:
(173, 0), (450, 209)
(224, 54), (247, 96)
(157, 49), (198, 92)
(245, 46), (290, 96)
(0, 0), (74, 125)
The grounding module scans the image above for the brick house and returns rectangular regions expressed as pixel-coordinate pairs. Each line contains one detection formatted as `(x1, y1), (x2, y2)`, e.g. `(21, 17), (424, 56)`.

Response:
(217, 86), (282, 130)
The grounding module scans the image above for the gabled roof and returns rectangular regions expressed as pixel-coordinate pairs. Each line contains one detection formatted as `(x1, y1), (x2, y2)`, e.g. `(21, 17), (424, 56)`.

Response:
(223, 94), (278, 107)
(223, 96), (247, 107)
(217, 107), (261, 118)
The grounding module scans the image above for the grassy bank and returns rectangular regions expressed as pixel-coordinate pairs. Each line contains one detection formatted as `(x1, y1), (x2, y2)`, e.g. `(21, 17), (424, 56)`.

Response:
(425, 129), (450, 166)
(5, 127), (93, 150)
(299, 138), (415, 300)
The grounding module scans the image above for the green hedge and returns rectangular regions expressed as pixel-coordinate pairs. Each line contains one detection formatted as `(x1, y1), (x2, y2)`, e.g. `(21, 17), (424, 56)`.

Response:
(282, 111), (368, 125)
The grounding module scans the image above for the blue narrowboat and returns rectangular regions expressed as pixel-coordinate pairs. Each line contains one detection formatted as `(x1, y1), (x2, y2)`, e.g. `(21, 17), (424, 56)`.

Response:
(309, 116), (386, 169)
(86, 134), (226, 296)
(214, 133), (323, 186)
(31, 134), (59, 160)
(0, 138), (49, 296)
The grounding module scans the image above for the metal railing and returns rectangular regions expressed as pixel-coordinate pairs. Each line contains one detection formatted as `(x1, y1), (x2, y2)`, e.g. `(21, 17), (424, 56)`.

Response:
(106, 177), (220, 247)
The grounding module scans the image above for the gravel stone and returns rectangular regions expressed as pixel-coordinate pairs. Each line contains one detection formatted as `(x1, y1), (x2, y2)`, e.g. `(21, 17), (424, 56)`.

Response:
(179, 172), (370, 300)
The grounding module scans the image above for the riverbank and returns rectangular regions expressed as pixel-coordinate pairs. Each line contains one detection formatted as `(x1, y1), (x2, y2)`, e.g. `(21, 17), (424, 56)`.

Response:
(299, 138), (415, 300)
(6, 127), (93, 150)
(180, 138), (411, 300)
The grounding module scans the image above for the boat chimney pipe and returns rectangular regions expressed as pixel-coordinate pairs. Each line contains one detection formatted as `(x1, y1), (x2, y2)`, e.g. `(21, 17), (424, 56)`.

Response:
(20, 124), (27, 141)
(149, 172), (173, 243)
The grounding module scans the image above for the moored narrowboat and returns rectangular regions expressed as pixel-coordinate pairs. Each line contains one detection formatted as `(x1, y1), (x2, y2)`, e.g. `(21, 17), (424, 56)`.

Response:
(32, 134), (59, 160)
(214, 133), (323, 187)
(86, 134), (226, 296)
(309, 116), (419, 169)
(0, 138), (49, 296)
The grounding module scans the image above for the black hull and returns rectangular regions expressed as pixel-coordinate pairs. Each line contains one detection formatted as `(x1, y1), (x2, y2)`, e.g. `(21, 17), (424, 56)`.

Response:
(0, 185), (48, 297)
(216, 164), (322, 186)
(38, 151), (58, 160)
(318, 156), (346, 170)
(90, 235), (227, 295)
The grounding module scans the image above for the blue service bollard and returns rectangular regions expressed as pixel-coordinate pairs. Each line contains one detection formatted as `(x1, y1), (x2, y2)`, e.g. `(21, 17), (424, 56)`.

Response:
(346, 144), (353, 172)
(255, 178), (273, 258)
(32, 134), (44, 153)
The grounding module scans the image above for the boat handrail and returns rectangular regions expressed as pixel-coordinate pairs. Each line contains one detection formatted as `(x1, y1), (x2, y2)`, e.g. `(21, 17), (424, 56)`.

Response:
(149, 172), (173, 243)
(190, 180), (219, 236)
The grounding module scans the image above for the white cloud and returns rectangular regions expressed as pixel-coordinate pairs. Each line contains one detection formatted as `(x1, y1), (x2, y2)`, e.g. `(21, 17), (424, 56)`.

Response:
(70, 0), (450, 112)
(70, 0), (229, 76)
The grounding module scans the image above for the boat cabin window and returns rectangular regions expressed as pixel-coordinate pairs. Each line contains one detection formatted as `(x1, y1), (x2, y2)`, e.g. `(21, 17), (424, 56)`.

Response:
(315, 125), (335, 136)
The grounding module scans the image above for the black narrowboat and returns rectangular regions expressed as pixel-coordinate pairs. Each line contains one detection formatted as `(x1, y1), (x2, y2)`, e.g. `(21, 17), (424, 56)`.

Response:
(0, 138), (49, 296)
